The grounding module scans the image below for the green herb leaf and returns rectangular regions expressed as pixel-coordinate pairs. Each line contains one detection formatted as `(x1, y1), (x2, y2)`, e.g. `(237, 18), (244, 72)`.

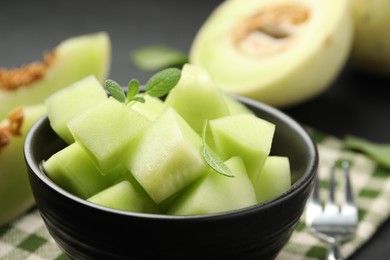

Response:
(130, 45), (188, 71)
(131, 95), (146, 103)
(200, 121), (234, 177)
(127, 79), (140, 101)
(200, 144), (235, 177)
(105, 79), (126, 103)
(344, 135), (390, 169)
(145, 68), (181, 97)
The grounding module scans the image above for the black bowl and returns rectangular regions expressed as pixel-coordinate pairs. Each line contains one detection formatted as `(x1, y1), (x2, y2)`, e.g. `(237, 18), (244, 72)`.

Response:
(24, 96), (318, 260)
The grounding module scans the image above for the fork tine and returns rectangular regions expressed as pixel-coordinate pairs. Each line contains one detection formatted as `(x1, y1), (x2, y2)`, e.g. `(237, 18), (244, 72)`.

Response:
(342, 161), (355, 205)
(324, 163), (339, 215)
(328, 163), (336, 203)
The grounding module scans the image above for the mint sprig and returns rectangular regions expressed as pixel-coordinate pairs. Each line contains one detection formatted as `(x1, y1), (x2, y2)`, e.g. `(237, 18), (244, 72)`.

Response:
(200, 121), (234, 177)
(105, 67), (181, 104)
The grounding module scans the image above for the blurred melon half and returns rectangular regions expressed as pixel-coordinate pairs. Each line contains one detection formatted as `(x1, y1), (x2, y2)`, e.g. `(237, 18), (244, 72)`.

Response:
(0, 32), (111, 119)
(189, 0), (353, 107)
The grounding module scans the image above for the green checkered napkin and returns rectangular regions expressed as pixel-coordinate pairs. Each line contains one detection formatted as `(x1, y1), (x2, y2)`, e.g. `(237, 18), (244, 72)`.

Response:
(278, 130), (390, 260)
(1, 130), (389, 260)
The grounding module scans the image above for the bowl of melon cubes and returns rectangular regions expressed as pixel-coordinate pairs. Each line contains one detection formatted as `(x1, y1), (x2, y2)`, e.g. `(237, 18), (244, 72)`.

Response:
(25, 64), (318, 260)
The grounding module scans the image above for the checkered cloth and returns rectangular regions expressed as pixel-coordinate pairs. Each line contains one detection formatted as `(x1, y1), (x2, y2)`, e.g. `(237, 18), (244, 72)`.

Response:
(1, 130), (389, 260)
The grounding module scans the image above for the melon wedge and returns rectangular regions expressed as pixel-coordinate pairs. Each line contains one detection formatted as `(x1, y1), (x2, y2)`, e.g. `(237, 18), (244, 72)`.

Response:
(252, 156), (291, 203)
(43, 142), (123, 199)
(87, 180), (160, 214)
(209, 114), (275, 179)
(126, 107), (208, 204)
(68, 97), (150, 175)
(189, 0), (353, 107)
(45, 75), (108, 144)
(164, 64), (230, 135)
(0, 32), (111, 119)
(168, 156), (257, 215)
(0, 105), (46, 226)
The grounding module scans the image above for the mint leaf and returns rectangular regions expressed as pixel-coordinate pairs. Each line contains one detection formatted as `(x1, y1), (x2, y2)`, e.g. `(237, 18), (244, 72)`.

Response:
(132, 96), (146, 103)
(105, 79), (126, 103)
(200, 121), (234, 177)
(145, 68), (181, 97)
(127, 79), (140, 101)
(200, 144), (235, 177)
(130, 46), (188, 71)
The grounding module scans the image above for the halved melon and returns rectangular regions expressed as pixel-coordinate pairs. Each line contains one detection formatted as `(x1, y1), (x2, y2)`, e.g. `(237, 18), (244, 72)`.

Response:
(0, 105), (46, 226)
(189, 0), (353, 107)
(0, 32), (111, 119)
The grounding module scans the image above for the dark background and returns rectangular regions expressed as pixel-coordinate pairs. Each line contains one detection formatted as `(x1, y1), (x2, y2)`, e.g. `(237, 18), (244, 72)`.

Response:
(1, 1), (390, 259)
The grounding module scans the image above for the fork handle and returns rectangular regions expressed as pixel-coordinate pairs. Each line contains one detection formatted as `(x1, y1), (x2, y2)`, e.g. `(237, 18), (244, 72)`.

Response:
(327, 242), (343, 260)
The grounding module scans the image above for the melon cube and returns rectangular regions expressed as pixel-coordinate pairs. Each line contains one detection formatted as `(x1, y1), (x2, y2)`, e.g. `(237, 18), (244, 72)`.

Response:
(45, 75), (108, 144)
(128, 95), (165, 121)
(164, 64), (230, 134)
(126, 107), (208, 204)
(223, 94), (254, 115)
(252, 156), (291, 203)
(209, 114), (275, 179)
(68, 97), (150, 174)
(43, 142), (123, 199)
(167, 156), (257, 215)
(87, 180), (160, 213)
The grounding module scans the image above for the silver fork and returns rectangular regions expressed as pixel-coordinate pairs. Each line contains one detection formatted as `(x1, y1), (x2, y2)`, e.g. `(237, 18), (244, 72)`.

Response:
(305, 160), (359, 260)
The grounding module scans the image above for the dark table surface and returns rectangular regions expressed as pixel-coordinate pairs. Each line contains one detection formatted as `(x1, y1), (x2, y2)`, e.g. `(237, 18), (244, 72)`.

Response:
(2, 1), (390, 259)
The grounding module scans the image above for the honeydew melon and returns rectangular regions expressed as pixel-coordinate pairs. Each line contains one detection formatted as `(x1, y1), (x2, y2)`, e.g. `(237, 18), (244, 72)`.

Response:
(43, 142), (123, 199)
(87, 180), (160, 213)
(45, 75), (108, 144)
(189, 0), (353, 107)
(252, 156), (291, 203)
(0, 32), (111, 119)
(0, 105), (46, 225)
(126, 107), (208, 204)
(164, 64), (230, 135)
(349, 0), (390, 75)
(68, 97), (150, 174)
(128, 95), (165, 121)
(223, 94), (254, 115)
(209, 114), (275, 179)
(168, 156), (257, 215)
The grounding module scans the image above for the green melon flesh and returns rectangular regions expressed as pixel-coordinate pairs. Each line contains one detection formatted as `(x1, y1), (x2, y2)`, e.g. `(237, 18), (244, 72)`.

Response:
(68, 97), (150, 174)
(126, 107), (208, 204)
(0, 105), (46, 226)
(87, 180), (159, 213)
(164, 64), (230, 135)
(43, 142), (123, 199)
(189, 0), (353, 107)
(45, 75), (108, 144)
(168, 156), (257, 215)
(0, 32), (111, 119)
(209, 114), (275, 179)
(252, 156), (291, 203)
(128, 95), (165, 121)
(223, 94), (254, 115)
